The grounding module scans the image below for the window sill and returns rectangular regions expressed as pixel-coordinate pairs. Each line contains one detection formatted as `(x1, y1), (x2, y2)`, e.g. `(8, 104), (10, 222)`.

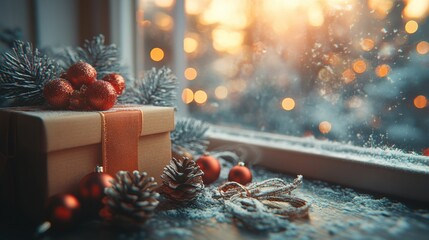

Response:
(207, 126), (429, 203)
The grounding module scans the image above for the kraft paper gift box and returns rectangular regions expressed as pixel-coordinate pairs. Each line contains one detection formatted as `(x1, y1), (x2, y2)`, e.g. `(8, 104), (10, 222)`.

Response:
(0, 105), (174, 221)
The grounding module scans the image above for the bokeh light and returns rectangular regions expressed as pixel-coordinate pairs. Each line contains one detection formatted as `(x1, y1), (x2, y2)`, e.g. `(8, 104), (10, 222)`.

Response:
(212, 28), (244, 53)
(184, 67), (198, 80)
(416, 41), (429, 54)
(361, 38), (375, 51)
(414, 95), (427, 109)
(405, 20), (419, 34)
(342, 69), (356, 84)
(368, 0), (394, 19)
(308, 6), (324, 27)
(185, 0), (207, 15)
(154, 13), (173, 31)
(182, 88), (194, 104)
(215, 86), (228, 99)
(352, 59), (367, 74)
(403, 0), (429, 19)
(375, 64), (390, 78)
(150, 48), (164, 62)
(184, 37), (199, 53)
(319, 121), (332, 134)
(194, 90), (208, 104)
(155, 0), (174, 8)
(281, 98), (296, 111)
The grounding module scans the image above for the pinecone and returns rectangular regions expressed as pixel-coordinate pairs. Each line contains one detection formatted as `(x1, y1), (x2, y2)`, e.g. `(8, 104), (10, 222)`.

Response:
(100, 171), (159, 227)
(160, 157), (204, 203)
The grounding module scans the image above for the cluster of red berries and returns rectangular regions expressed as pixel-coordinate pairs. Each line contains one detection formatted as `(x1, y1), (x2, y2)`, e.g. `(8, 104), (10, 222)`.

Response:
(43, 62), (125, 111)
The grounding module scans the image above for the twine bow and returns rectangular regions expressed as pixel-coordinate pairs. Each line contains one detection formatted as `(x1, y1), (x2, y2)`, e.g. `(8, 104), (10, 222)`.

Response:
(218, 175), (310, 219)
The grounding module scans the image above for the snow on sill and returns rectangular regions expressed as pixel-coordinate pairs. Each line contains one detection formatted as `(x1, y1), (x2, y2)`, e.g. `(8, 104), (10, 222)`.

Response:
(207, 126), (429, 174)
(207, 126), (429, 202)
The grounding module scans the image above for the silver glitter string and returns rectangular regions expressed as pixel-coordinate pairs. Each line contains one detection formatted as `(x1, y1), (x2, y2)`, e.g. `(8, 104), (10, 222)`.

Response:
(218, 175), (310, 219)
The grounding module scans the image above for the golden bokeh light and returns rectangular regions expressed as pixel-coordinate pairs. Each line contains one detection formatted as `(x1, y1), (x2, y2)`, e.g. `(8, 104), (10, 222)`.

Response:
(352, 59), (367, 74)
(403, 0), (429, 19)
(212, 28), (244, 54)
(319, 121), (332, 134)
(281, 98), (296, 111)
(405, 20), (419, 34)
(184, 67), (198, 80)
(182, 88), (194, 104)
(185, 0), (207, 15)
(154, 0), (174, 8)
(414, 95), (427, 109)
(360, 38), (375, 51)
(342, 69), (356, 84)
(215, 86), (228, 99)
(154, 13), (173, 31)
(184, 37), (199, 53)
(416, 41), (429, 54)
(308, 6), (324, 27)
(375, 64), (390, 78)
(201, 0), (249, 29)
(150, 48), (164, 62)
(368, 0), (394, 19)
(194, 90), (208, 104)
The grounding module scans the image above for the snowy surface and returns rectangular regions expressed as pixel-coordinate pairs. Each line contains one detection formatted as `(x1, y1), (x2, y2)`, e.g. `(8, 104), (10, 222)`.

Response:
(24, 157), (428, 240)
(208, 126), (429, 173)
(107, 158), (429, 240)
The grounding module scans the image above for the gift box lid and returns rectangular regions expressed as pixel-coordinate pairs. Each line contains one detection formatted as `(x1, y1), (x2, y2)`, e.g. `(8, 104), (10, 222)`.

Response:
(0, 105), (174, 153)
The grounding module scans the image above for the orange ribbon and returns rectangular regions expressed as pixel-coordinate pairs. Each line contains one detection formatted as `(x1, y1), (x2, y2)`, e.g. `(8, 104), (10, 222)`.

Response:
(99, 110), (142, 175)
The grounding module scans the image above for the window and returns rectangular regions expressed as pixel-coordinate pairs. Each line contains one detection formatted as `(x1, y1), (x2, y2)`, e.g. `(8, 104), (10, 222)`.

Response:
(136, 1), (429, 201)
(139, 0), (429, 154)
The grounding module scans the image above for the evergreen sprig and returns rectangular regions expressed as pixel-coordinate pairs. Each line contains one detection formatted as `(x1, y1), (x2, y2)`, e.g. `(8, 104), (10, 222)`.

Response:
(171, 118), (209, 154)
(120, 66), (177, 107)
(58, 34), (122, 78)
(0, 40), (60, 106)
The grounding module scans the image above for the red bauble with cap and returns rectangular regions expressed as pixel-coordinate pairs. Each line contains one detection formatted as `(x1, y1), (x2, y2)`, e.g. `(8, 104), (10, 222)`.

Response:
(79, 166), (113, 216)
(228, 162), (252, 185)
(196, 154), (221, 185)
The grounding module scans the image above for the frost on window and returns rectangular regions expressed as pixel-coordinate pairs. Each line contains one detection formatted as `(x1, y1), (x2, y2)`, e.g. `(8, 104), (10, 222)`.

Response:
(140, 0), (429, 153)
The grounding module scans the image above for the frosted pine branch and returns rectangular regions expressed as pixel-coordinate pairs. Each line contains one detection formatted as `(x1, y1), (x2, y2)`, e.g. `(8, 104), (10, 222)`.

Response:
(57, 34), (123, 78)
(0, 40), (60, 106)
(120, 67), (177, 107)
(171, 118), (209, 154)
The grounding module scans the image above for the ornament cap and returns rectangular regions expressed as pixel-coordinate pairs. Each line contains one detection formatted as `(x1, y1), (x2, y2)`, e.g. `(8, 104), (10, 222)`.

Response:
(95, 166), (104, 173)
(238, 162), (245, 166)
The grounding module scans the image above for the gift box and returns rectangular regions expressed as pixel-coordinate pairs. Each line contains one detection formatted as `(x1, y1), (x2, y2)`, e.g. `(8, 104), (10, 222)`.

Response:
(0, 105), (174, 221)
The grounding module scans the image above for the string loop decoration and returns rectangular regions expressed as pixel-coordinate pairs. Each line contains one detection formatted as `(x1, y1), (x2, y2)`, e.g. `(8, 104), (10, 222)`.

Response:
(218, 175), (310, 219)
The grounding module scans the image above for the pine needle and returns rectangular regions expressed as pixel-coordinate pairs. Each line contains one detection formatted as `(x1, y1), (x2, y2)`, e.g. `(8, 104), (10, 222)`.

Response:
(171, 118), (209, 154)
(56, 34), (124, 79)
(120, 66), (177, 107)
(0, 40), (60, 106)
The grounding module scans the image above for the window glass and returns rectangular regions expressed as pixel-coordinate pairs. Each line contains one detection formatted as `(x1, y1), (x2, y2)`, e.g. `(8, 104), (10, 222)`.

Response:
(140, 0), (429, 154)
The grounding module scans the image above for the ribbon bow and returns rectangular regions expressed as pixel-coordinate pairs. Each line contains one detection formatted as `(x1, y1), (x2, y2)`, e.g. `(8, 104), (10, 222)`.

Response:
(218, 175), (310, 219)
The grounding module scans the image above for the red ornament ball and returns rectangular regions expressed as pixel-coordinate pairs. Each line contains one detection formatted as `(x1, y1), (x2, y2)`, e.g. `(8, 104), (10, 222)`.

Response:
(196, 154), (221, 185)
(79, 166), (113, 216)
(85, 81), (117, 110)
(69, 85), (90, 111)
(43, 78), (74, 109)
(423, 148), (429, 156)
(102, 73), (125, 95)
(67, 62), (97, 89)
(44, 193), (81, 230)
(228, 162), (252, 185)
